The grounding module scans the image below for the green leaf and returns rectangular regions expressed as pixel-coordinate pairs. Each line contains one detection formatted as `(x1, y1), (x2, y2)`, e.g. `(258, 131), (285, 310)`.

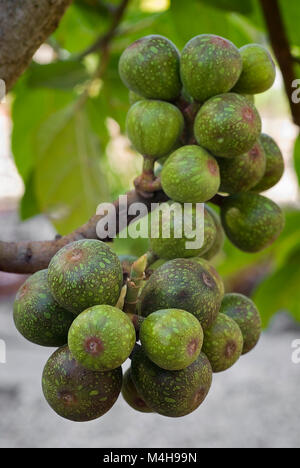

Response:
(20, 171), (40, 220)
(27, 61), (90, 90)
(170, 0), (254, 48)
(12, 87), (75, 183)
(293, 133), (300, 186)
(53, 4), (110, 53)
(200, 0), (253, 14)
(34, 99), (110, 235)
(253, 248), (300, 327)
(279, 0), (300, 48)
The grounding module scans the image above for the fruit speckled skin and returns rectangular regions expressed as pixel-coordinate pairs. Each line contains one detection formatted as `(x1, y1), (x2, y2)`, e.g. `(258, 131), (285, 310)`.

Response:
(42, 346), (122, 422)
(139, 259), (222, 330)
(161, 145), (220, 203)
(180, 34), (242, 102)
(218, 140), (266, 193)
(68, 305), (136, 371)
(221, 193), (284, 252)
(221, 293), (262, 355)
(202, 205), (225, 260)
(122, 368), (153, 413)
(140, 309), (203, 370)
(119, 35), (181, 101)
(202, 313), (243, 373)
(13, 270), (74, 347)
(126, 100), (184, 159)
(131, 347), (212, 417)
(233, 44), (276, 94)
(192, 257), (225, 298)
(48, 240), (123, 315)
(194, 93), (262, 158)
(252, 134), (284, 192)
(149, 202), (216, 260)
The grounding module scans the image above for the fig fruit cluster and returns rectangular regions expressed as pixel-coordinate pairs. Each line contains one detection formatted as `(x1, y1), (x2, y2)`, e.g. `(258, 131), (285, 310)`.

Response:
(13, 33), (284, 422)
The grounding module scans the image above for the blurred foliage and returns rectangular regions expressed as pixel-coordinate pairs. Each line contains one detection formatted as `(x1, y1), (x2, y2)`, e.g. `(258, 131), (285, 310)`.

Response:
(10, 0), (300, 326)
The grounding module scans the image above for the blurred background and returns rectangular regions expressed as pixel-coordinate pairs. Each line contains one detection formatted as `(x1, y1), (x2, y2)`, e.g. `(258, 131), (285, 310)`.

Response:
(0, 0), (300, 448)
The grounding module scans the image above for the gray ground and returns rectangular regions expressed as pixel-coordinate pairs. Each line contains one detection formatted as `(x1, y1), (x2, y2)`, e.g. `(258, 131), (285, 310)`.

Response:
(0, 212), (299, 448)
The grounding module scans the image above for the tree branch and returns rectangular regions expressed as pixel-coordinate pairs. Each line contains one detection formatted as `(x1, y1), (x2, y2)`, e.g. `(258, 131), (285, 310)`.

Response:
(79, 0), (129, 58)
(0, 0), (73, 92)
(260, 0), (300, 127)
(0, 190), (168, 274)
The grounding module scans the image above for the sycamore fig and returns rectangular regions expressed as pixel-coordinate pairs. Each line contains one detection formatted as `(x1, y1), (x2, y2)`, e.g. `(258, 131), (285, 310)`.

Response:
(180, 34), (242, 102)
(139, 258), (222, 330)
(131, 347), (212, 417)
(221, 293), (262, 355)
(126, 100), (184, 159)
(161, 145), (220, 203)
(42, 346), (122, 422)
(149, 202), (217, 260)
(201, 205), (225, 260)
(13, 270), (74, 347)
(48, 239), (123, 316)
(221, 192), (284, 252)
(202, 313), (243, 373)
(218, 139), (266, 193)
(192, 257), (225, 298)
(233, 44), (276, 94)
(122, 368), (153, 413)
(68, 305), (136, 371)
(140, 309), (203, 370)
(119, 35), (181, 101)
(194, 93), (262, 158)
(252, 133), (284, 192)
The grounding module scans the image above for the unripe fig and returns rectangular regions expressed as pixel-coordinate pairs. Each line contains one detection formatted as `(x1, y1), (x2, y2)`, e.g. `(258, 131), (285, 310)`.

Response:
(42, 346), (122, 422)
(131, 347), (212, 417)
(68, 305), (136, 371)
(139, 258), (223, 330)
(161, 145), (220, 203)
(13, 270), (74, 347)
(202, 313), (243, 373)
(140, 309), (203, 370)
(122, 368), (153, 413)
(221, 293), (262, 355)
(218, 140), (266, 193)
(149, 201), (217, 260)
(119, 35), (181, 101)
(201, 205), (225, 261)
(252, 133), (284, 192)
(194, 93), (262, 158)
(48, 239), (123, 316)
(233, 44), (276, 94)
(221, 192), (284, 252)
(126, 100), (184, 159)
(180, 34), (242, 102)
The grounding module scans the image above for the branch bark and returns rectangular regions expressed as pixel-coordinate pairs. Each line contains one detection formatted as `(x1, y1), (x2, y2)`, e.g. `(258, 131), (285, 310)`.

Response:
(260, 0), (300, 127)
(0, 190), (168, 274)
(0, 0), (73, 91)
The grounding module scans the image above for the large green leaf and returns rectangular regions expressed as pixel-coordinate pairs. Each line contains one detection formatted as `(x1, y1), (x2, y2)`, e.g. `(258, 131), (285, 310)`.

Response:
(27, 61), (89, 90)
(12, 86), (75, 183)
(34, 99), (110, 234)
(170, 0), (254, 48)
(253, 248), (300, 328)
(279, 0), (300, 47)
(200, 0), (253, 14)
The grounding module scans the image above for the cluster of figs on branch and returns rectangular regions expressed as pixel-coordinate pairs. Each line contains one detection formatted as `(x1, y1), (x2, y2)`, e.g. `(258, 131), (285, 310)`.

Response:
(13, 33), (285, 421)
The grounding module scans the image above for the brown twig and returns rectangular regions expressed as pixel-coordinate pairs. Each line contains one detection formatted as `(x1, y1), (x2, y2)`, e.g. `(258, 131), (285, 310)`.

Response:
(260, 0), (300, 127)
(0, 190), (168, 274)
(79, 0), (129, 59)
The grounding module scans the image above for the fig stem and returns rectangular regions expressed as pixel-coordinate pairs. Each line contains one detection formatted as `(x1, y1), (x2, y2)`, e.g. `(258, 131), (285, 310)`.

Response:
(123, 254), (147, 314)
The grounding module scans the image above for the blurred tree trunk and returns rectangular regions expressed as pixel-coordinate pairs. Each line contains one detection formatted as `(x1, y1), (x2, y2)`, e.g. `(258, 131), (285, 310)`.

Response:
(0, 0), (73, 91)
